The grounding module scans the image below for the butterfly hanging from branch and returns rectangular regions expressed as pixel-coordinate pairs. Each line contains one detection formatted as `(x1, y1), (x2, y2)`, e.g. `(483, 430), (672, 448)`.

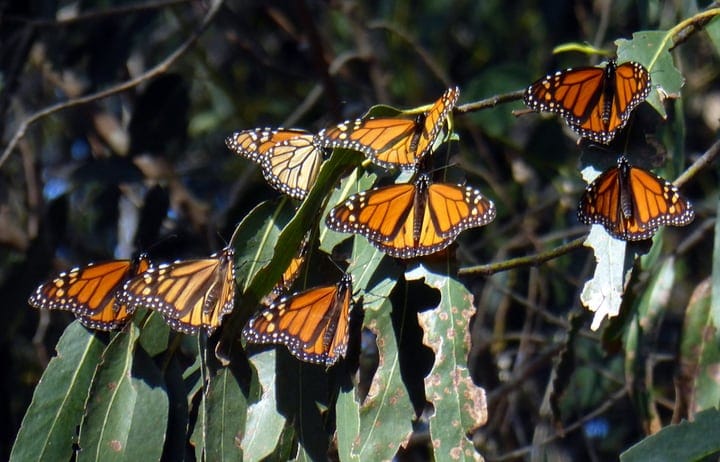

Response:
(326, 173), (496, 258)
(243, 273), (354, 367)
(577, 155), (694, 241)
(317, 86), (460, 170)
(524, 60), (651, 144)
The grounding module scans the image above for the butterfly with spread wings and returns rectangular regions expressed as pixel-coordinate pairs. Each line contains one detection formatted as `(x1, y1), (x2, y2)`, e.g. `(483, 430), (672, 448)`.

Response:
(243, 273), (353, 367)
(577, 155), (694, 241)
(326, 173), (496, 258)
(28, 254), (151, 331)
(119, 247), (236, 335)
(524, 60), (651, 144)
(317, 87), (460, 170)
(225, 128), (324, 200)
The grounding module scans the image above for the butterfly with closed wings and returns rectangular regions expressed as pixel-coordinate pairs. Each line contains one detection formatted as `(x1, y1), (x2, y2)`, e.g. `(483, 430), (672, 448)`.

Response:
(317, 87), (460, 170)
(260, 236), (309, 306)
(524, 60), (651, 144)
(577, 155), (694, 241)
(326, 173), (496, 258)
(225, 128), (324, 200)
(28, 254), (151, 331)
(119, 247), (236, 335)
(243, 273), (353, 367)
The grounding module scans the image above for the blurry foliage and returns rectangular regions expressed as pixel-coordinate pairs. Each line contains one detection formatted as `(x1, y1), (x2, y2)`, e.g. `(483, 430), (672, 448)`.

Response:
(2, 0), (720, 461)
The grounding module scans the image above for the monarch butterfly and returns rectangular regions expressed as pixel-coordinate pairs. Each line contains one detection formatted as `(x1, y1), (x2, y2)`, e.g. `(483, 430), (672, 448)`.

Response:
(243, 273), (353, 367)
(28, 254), (151, 331)
(225, 128), (324, 200)
(260, 237), (309, 306)
(524, 60), (651, 144)
(316, 87), (460, 170)
(119, 247), (236, 335)
(577, 155), (694, 241)
(325, 173), (496, 258)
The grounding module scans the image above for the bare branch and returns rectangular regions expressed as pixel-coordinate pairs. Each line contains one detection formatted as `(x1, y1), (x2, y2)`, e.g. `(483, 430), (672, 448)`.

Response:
(0, 0), (223, 169)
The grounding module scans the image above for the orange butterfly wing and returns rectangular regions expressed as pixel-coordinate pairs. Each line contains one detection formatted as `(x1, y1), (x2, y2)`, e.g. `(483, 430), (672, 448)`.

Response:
(260, 135), (324, 200)
(261, 237), (309, 306)
(524, 61), (650, 144)
(243, 274), (353, 367)
(226, 128), (323, 200)
(317, 87), (459, 170)
(326, 174), (496, 258)
(225, 128), (310, 163)
(578, 156), (694, 241)
(119, 247), (236, 334)
(28, 255), (151, 331)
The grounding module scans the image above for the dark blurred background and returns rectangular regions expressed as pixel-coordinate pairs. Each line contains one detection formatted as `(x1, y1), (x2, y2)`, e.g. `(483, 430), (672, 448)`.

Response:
(1, 0), (718, 459)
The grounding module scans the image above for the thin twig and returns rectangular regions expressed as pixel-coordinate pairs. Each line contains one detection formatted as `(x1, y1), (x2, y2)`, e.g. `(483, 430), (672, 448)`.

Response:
(461, 138), (717, 277)
(459, 237), (588, 276)
(488, 385), (629, 461)
(674, 138), (720, 188)
(0, 0), (223, 170)
(455, 90), (525, 114)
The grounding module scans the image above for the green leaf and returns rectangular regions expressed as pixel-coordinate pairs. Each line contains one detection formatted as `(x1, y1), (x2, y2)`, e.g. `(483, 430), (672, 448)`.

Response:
(241, 349), (287, 460)
(407, 263), (487, 461)
(10, 323), (106, 462)
(620, 408), (720, 462)
(205, 367), (247, 460)
(711, 198), (720, 330)
(78, 325), (168, 462)
(336, 239), (401, 461)
(336, 389), (361, 462)
(706, 17), (720, 56)
(136, 309), (170, 356)
(353, 297), (414, 459)
(232, 198), (296, 295)
(319, 169), (377, 254)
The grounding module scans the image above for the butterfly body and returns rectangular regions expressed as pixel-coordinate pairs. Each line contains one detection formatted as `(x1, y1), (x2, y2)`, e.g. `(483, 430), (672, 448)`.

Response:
(524, 60), (650, 144)
(243, 273), (353, 367)
(28, 254), (151, 331)
(317, 87), (459, 170)
(225, 128), (323, 200)
(578, 156), (695, 241)
(326, 174), (496, 258)
(119, 247), (236, 334)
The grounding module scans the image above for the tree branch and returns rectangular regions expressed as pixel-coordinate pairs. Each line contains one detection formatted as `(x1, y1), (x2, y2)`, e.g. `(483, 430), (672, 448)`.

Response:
(0, 0), (223, 169)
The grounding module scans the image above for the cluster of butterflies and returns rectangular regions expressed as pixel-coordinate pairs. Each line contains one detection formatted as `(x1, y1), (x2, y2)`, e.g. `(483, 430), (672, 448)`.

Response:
(524, 59), (694, 240)
(29, 58), (695, 368)
(226, 86), (497, 258)
(27, 241), (352, 366)
(29, 248), (237, 335)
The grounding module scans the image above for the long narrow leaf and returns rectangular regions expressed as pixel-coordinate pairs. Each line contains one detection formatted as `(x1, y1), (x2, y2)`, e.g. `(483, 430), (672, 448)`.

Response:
(10, 323), (106, 461)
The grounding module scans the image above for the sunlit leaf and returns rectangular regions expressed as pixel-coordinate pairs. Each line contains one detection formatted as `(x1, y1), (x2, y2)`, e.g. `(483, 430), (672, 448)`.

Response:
(408, 264), (487, 460)
(620, 408), (720, 462)
(78, 324), (168, 462)
(10, 323), (106, 462)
